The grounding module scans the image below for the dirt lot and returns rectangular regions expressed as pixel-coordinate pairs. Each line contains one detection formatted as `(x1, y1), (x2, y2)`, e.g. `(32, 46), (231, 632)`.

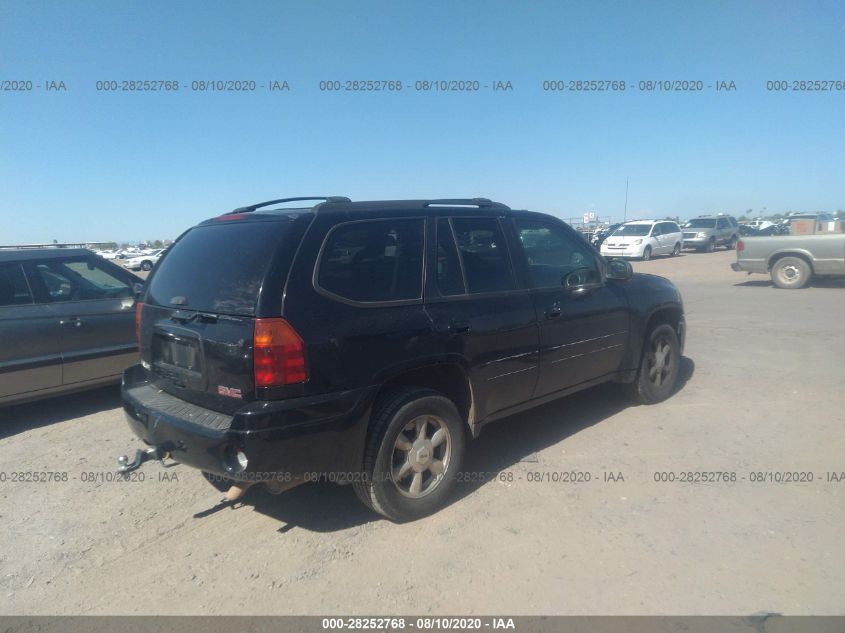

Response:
(1, 249), (843, 615)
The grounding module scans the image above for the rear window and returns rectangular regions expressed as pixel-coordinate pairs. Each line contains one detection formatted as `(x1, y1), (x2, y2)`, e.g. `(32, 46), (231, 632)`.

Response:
(147, 221), (292, 315)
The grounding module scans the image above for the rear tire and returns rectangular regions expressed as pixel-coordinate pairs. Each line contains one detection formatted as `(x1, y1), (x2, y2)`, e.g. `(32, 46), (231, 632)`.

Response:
(671, 243), (681, 256)
(771, 256), (811, 289)
(141, 260), (153, 271)
(353, 388), (466, 522)
(641, 246), (652, 261)
(726, 235), (738, 250)
(624, 323), (681, 405)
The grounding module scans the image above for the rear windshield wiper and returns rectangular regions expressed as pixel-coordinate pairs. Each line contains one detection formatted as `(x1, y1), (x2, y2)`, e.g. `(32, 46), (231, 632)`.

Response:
(170, 310), (218, 324)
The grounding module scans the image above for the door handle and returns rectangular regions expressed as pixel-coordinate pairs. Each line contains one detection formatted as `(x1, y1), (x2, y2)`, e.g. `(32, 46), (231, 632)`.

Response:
(60, 317), (82, 328)
(450, 320), (471, 334)
(545, 306), (562, 319)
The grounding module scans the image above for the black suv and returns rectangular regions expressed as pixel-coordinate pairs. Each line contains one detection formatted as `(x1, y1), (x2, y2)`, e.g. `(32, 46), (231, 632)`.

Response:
(122, 197), (685, 521)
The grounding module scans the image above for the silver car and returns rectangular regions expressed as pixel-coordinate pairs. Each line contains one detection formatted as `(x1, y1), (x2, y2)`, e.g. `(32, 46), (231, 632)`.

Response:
(0, 248), (142, 406)
(682, 214), (739, 252)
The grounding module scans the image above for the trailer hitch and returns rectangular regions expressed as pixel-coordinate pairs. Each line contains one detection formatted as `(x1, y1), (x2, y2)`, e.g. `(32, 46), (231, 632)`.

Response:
(117, 447), (167, 474)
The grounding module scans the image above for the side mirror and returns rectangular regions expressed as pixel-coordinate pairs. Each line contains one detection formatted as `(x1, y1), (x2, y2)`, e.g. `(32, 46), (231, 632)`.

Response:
(605, 258), (633, 281)
(133, 281), (145, 298)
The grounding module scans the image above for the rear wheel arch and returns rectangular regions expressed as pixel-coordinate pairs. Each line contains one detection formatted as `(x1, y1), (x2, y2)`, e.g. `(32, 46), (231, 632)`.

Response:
(768, 251), (814, 274)
(373, 362), (476, 437)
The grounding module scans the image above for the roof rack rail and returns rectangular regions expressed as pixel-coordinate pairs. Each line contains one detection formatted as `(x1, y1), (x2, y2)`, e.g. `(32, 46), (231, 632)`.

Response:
(228, 196), (351, 214)
(423, 198), (509, 209)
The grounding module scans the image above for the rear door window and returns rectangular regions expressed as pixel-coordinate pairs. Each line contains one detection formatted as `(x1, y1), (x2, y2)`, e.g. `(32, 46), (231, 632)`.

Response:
(317, 218), (425, 303)
(0, 263), (33, 306)
(451, 217), (516, 294)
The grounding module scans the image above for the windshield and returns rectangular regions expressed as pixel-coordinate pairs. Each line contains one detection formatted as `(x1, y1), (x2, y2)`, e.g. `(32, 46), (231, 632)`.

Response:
(147, 220), (293, 316)
(684, 219), (716, 228)
(612, 224), (651, 237)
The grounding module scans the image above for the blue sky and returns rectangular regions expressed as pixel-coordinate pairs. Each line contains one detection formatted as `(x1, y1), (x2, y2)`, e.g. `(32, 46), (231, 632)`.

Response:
(1, 0), (844, 243)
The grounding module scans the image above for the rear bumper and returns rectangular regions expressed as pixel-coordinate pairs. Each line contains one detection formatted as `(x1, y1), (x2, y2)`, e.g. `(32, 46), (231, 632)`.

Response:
(121, 364), (375, 480)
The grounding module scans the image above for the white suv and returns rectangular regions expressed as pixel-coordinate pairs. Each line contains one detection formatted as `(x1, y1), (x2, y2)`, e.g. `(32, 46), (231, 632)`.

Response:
(600, 220), (683, 261)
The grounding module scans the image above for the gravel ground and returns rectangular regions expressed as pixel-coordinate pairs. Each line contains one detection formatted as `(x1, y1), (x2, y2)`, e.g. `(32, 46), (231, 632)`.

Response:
(1, 249), (843, 615)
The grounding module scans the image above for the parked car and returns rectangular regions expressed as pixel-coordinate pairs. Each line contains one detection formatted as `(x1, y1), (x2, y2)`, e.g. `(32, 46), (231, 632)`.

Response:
(732, 234), (845, 288)
(96, 250), (120, 260)
(599, 220), (683, 260)
(122, 249), (163, 271)
(682, 214), (739, 251)
(121, 197), (686, 522)
(0, 249), (143, 406)
(785, 212), (835, 223)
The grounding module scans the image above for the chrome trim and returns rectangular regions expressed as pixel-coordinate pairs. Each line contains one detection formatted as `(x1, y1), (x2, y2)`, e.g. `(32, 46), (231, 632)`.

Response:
(546, 330), (628, 353)
(487, 365), (537, 381)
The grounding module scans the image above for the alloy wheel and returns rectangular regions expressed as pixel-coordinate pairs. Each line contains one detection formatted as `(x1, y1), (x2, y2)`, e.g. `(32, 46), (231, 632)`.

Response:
(391, 415), (451, 498)
(647, 336), (673, 388)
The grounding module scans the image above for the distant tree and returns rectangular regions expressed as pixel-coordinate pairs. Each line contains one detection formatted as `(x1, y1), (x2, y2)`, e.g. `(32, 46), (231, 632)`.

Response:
(771, 213), (783, 220)
(738, 215), (747, 221)
(52, 239), (58, 244)
(746, 209), (753, 216)
(152, 239), (163, 248)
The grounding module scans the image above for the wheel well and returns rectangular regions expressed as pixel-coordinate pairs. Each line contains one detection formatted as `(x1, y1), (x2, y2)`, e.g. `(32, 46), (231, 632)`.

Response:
(646, 306), (683, 339)
(376, 363), (474, 433)
(768, 252), (814, 273)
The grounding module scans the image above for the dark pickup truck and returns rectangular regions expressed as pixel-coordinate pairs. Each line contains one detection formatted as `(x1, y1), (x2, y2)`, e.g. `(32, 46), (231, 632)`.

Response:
(121, 197), (686, 521)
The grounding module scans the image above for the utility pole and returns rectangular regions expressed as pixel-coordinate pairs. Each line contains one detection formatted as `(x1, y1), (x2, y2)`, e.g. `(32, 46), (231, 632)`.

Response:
(623, 176), (629, 222)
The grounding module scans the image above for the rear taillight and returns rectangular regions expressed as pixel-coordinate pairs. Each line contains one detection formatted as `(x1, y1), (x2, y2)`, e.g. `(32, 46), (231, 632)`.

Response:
(253, 318), (307, 388)
(135, 302), (144, 348)
(736, 240), (744, 252)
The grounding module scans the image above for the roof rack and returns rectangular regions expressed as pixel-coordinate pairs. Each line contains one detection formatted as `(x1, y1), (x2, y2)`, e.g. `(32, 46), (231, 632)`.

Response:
(423, 198), (507, 209)
(228, 196), (351, 214)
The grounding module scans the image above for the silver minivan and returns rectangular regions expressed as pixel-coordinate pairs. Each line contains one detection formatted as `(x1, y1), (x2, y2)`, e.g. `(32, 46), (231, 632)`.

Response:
(0, 248), (142, 406)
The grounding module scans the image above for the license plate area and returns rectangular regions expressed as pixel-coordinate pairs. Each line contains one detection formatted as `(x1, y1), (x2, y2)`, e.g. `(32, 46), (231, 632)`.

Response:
(152, 331), (204, 389)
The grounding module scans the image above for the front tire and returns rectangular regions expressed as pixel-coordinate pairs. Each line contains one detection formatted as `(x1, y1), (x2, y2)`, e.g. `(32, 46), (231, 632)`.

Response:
(140, 260), (153, 271)
(641, 246), (652, 261)
(353, 388), (466, 522)
(771, 256), (811, 289)
(624, 323), (681, 404)
(704, 238), (715, 253)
